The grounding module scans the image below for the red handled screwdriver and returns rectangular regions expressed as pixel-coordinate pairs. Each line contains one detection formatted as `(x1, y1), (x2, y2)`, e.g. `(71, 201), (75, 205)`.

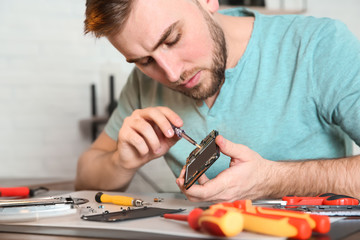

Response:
(0, 187), (48, 198)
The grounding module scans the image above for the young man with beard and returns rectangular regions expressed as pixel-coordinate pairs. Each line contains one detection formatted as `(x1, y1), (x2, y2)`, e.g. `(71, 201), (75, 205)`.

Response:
(76, 0), (360, 202)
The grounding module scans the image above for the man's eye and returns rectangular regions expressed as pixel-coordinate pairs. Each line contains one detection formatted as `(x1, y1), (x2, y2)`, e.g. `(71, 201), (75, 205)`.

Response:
(139, 57), (154, 66)
(165, 33), (181, 47)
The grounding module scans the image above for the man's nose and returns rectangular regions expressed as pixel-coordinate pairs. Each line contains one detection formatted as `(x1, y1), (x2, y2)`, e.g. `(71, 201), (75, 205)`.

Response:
(155, 53), (182, 82)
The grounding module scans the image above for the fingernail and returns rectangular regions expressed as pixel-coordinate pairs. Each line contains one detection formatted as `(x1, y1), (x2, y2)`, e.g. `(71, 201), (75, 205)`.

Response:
(167, 128), (174, 137)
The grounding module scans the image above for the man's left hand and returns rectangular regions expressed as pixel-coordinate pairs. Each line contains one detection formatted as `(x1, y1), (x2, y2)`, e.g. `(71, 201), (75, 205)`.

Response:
(176, 135), (275, 202)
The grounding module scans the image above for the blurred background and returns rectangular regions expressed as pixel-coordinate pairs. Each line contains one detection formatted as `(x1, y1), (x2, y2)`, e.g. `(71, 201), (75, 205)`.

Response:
(0, 0), (359, 192)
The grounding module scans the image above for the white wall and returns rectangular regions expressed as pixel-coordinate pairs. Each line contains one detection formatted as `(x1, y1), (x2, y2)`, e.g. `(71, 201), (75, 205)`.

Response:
(305, 0), (360, 38)
(0, 0), (359, 180)
(0, 0), (133, 178)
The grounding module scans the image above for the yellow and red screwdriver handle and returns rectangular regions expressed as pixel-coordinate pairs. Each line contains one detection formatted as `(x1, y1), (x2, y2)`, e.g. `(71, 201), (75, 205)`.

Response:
(164, 207), (244, 237)
(197, 207), (244, 237)
(230, 200), (330, 234)
(164, 200), (330, 239)
(283, 193), (359, 206)
(211, 202), (314, 239)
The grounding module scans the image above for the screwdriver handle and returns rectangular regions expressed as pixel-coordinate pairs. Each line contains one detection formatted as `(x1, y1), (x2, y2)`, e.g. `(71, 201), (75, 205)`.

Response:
(95, 192), (137, 206)
(232, 200), (330, 234)
(198, 207), (243, 237)
(164, 207), (243, 236)
(0, 187), (30, 197)
(241, 211), (311, 239)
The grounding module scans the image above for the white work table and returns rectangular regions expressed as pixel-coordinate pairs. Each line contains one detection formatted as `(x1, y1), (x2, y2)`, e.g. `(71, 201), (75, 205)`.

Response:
(0, 181), (358, 240)
(0, 191), (284, 239)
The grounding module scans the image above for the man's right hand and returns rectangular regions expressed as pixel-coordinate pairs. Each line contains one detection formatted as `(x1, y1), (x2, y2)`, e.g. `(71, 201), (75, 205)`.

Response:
(75, 106), (183, 191)
(114, 106), (183, 171)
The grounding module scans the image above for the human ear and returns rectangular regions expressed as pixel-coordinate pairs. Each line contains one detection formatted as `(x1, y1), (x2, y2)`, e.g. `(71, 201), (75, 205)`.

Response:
(199, 0), (219, 13)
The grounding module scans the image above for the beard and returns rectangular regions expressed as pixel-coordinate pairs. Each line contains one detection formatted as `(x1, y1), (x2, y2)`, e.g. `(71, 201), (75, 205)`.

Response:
(170, 4), (227, 100)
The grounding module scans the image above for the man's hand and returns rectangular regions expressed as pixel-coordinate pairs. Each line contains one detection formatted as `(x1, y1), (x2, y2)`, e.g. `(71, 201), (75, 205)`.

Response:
(176, 135), (274, 202)
(114, 106), (183, 171)
(76, 106), (183, 191)
(176, 135), (360, 202)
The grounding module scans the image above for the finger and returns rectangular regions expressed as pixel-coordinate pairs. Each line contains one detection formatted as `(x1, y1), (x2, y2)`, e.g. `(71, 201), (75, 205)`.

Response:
(140, 107), (183, 139)
(118, 125), (150, 156)
(215, 135), (252, 161)
(176, 168), (186, 188)
(182, 182), (224, 202)
(196, 173), (210, 185)
(178, 167), (186, 178)
(128, 118), (162, 154)
(153, 123), (179, 148)
(184, 170), (233, 202)
(129, 131), (150, 156)
(158, 106), (183, 128)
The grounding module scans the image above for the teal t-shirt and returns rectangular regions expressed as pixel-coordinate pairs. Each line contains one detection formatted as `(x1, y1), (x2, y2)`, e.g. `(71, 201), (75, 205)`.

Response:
(104, 8), (360, 179)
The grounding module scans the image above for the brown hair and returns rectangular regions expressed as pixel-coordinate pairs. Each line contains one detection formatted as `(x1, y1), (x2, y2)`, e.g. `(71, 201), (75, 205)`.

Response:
(84, 0), (135, 38)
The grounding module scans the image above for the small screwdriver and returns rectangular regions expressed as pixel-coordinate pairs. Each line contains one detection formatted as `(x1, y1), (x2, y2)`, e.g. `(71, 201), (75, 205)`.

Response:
(171, 124), (201, 149)
(95, 192), (151, 207)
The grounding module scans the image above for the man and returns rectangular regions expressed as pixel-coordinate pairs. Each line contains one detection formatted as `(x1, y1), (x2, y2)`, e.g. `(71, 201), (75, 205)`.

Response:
(76, 0), (360, 202)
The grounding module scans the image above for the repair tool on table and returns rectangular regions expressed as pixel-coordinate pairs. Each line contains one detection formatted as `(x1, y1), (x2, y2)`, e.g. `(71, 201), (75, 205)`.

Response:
(164, 206), (244, 237)
(0, 196), (88, 222)
(95, 192), (151, 207)
(0, 196), (88, 207)
(231, 200), (330, 234)
(283, 193), (359, 206)
(0, 186), (48, 198)
(82, 207), (184, 222)
(279, 193), (360, 216)
(164, 199), (330, 239)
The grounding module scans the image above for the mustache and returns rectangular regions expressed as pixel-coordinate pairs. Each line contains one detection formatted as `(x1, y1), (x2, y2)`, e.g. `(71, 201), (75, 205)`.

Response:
(173, 67), (206, 86)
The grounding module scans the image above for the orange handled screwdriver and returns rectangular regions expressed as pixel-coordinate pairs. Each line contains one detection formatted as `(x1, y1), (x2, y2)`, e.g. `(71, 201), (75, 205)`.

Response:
(164, 207), (244, 237)
(211, 202), (312, 239)
(232, 200), (330, 234)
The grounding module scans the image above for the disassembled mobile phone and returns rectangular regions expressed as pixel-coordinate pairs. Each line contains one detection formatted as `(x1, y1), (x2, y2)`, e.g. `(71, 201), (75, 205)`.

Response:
(184, 130), (220, 190)
(81, 207), (184, 222)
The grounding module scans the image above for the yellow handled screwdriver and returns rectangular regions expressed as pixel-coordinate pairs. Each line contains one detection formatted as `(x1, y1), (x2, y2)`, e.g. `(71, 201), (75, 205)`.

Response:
(95, 192), (151, 207)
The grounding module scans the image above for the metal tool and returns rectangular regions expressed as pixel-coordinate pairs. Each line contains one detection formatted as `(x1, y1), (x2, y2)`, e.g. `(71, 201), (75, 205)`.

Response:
(95, 192), (151, 207)
(171, 124), (201, 148)
(0, 197), (89, 208)
(264, 193), (360, 216)
(82, 207), (184, 222)
(283, 193), (359, 206)
(0, 196), (88, 222)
